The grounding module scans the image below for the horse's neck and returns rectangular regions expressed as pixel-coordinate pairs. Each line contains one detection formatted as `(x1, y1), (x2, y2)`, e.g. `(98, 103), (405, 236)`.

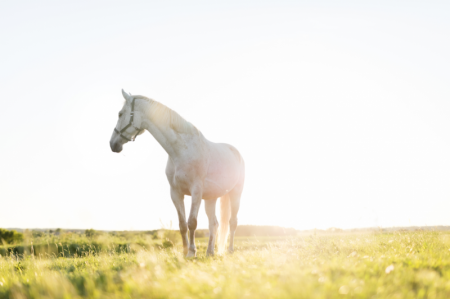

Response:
(143, 118), (204, 159)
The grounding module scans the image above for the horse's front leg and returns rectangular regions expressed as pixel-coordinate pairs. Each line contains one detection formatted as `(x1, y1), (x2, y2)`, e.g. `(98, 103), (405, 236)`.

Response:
(170, 188), (188, 256)
(187, 185), (203, 258)
(205, 198), (218, 256)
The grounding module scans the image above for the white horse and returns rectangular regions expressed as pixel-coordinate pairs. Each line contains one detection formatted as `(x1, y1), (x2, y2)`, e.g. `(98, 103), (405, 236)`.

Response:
(110, 90), (245, 257)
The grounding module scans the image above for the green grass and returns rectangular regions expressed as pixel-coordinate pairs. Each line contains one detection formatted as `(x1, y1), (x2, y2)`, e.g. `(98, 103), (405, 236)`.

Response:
(1, 231), (450, 298)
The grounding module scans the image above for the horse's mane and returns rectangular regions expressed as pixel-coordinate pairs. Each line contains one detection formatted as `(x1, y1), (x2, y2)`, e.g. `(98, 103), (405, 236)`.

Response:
(134, 95), (198, 135)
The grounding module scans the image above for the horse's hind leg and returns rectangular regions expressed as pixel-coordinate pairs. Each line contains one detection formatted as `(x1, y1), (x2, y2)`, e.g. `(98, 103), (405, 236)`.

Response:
(228, 186), (242, 253)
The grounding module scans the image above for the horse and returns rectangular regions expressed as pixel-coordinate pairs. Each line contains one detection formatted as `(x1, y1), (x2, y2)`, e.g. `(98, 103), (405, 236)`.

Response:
(110, 90), (245, 257)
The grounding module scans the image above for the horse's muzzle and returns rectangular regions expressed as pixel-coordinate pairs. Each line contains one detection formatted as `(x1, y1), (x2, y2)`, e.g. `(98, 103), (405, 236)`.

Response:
(110, 140), (123, 153)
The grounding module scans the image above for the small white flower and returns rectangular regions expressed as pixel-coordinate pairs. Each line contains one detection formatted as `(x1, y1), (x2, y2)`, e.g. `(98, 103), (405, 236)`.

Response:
(385, 265), (394, 274)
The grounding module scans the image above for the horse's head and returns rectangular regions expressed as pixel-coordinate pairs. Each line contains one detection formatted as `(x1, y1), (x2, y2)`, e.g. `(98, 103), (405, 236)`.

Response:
(110, 89), (145, 153)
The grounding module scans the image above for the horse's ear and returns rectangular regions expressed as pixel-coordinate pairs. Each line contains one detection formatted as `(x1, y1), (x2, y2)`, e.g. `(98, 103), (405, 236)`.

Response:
(122, 89), (132, 102)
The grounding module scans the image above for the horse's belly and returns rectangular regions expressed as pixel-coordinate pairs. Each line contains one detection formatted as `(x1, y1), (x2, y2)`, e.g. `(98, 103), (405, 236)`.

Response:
(202, 164), (242, 199)
(202, 144), (243, 199)
(202, 178), (236, 200)
(165, 142), (243, 199)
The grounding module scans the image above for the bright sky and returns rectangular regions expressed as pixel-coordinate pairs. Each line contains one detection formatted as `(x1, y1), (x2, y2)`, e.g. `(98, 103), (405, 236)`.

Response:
(1, 1), (450, 231)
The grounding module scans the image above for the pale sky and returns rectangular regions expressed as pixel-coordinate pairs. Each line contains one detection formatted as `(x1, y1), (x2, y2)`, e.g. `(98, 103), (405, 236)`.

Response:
(1, 1), (450, 231)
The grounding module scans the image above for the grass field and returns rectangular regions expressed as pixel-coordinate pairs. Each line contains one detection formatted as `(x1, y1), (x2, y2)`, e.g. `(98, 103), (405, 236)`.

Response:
(1, 230), (450, 298)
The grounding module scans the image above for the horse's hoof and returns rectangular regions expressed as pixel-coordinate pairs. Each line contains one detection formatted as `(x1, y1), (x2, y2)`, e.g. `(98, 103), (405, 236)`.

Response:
(228, 249), (234, 254)
(186, 250), (197, 258)
(206, 251), (215, 257)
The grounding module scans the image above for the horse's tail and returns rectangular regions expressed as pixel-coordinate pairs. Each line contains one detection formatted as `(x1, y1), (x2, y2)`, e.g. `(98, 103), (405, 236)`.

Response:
(217, 193), (231, 254)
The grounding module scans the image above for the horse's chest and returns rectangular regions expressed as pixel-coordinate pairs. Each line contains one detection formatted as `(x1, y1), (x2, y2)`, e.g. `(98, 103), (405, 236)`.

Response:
(166, 161), (207, 194)
(172, 171), (191, 189)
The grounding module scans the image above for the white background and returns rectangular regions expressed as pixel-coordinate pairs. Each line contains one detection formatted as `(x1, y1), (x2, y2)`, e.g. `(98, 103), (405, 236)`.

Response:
(1, 1), (449, 231)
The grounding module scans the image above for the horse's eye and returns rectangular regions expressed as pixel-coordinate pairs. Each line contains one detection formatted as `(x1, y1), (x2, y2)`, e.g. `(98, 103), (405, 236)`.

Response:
(119, 113), (123, 117)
